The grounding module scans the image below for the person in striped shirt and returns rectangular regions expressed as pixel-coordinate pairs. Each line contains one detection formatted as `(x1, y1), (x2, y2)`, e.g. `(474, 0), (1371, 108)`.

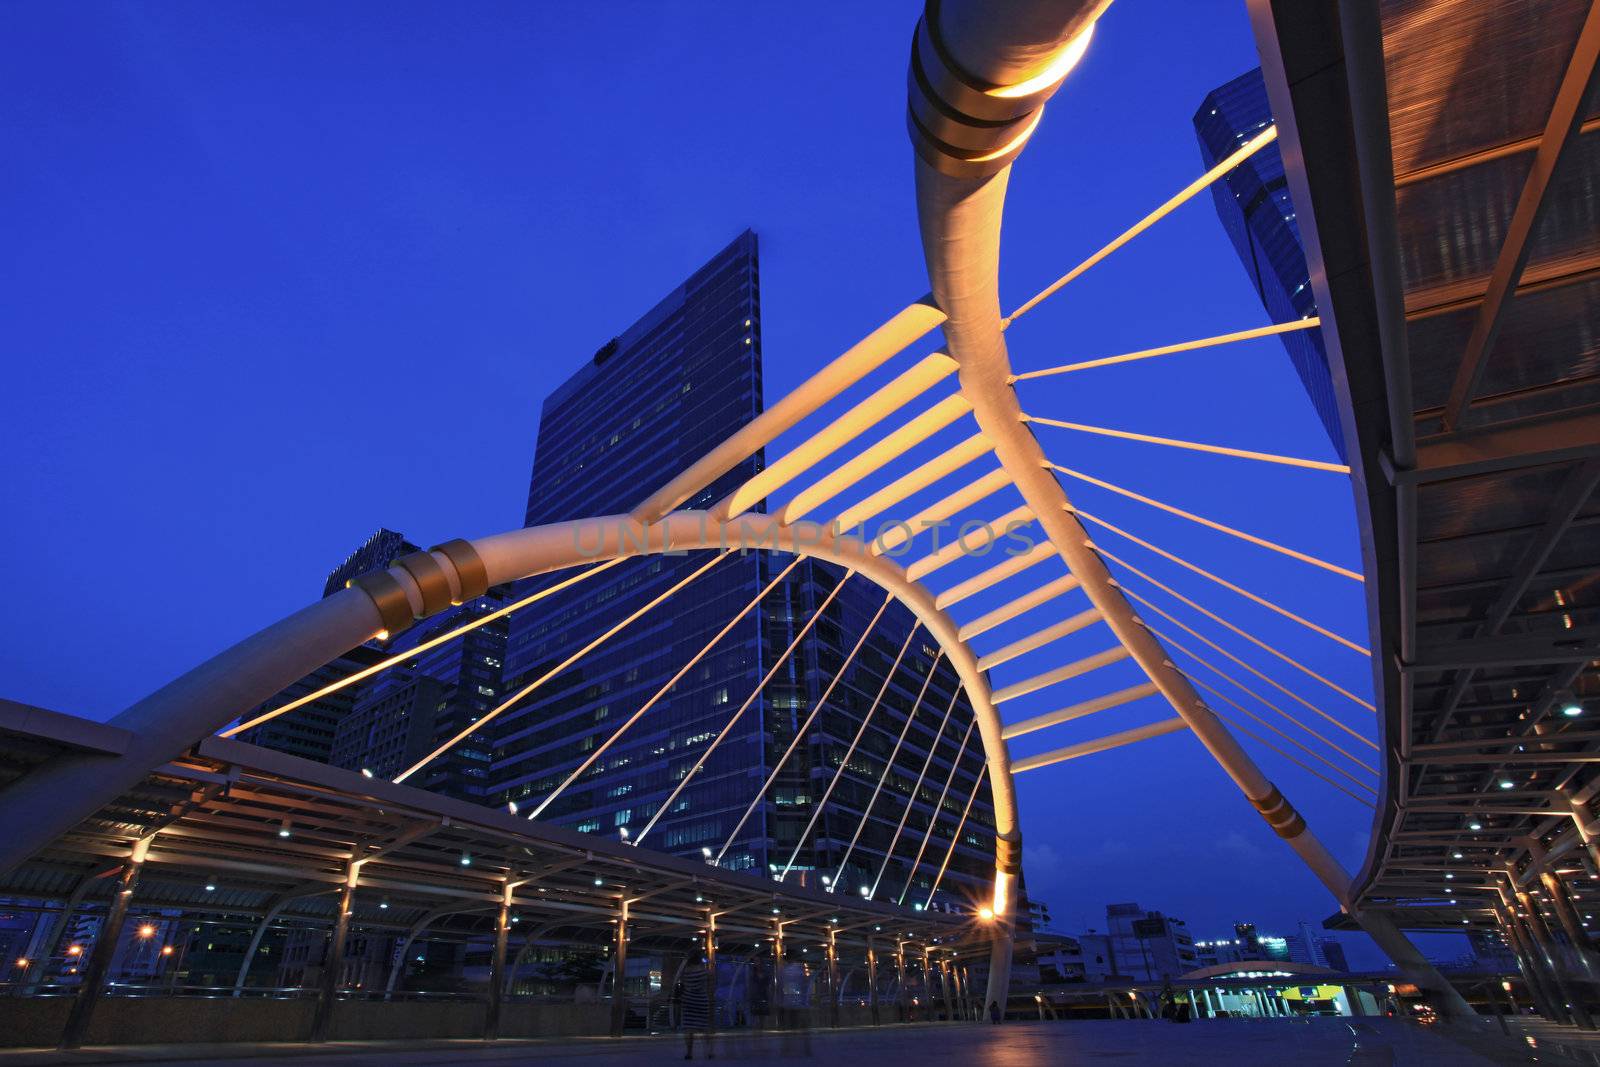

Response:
(673, 959), (712, 1060)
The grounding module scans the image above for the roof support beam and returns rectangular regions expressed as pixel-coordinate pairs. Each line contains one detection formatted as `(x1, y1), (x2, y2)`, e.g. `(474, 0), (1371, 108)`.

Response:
(976, 608), (1102, 671)
(956, 575), (1081, 642)
(718, 353), (958, 520)
(990, 646), (1130, 705)
(934, 543), (1059, 609)
(1440, 0), (1600, 430)
(1002, 682), (1157, 740)
(1012, 717), (1190, 773)
(1390, 407), (1600, 485)
(632, 300), (945, 521)
(1408, 625), (1600, 671)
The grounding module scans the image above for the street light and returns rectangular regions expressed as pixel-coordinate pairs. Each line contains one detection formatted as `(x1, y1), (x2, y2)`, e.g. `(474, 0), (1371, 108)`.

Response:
(978, 907), (995, 922)
(138, 924), (156, 939)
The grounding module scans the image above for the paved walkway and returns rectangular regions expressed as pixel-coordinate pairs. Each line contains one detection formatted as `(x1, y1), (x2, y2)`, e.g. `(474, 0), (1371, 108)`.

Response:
(0, 1018), (1588, 1066)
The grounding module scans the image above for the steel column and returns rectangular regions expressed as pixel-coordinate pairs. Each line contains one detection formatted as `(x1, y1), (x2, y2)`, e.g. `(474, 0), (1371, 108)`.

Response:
(1540, 868), (1600, 982)
(1518, 888), (1593, 1029)
(609, 898), (629, 1037)
(59, 839), (148, 1050)
(309, 871), (357, 1043)
(826, 930), (840, 1028)
(485, 883), (512, 1041)
(867, 940), (879, 1024)
(1498, 900), (1567, 1024)
(705, 914), (718, 1042)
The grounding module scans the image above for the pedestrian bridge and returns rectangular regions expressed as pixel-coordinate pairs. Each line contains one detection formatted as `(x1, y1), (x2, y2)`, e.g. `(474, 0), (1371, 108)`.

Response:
(2, 0), (1597, 1055)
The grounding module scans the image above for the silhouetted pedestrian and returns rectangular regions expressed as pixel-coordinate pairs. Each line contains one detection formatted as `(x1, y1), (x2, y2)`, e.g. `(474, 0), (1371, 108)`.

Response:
(675, 960), (711, 1060)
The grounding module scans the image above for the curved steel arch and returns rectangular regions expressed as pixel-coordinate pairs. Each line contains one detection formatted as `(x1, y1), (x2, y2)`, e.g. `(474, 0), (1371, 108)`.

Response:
(467, 511), (1019, 852)
(0, 0), (1477, 1024)
(0, 509), (1025, 999)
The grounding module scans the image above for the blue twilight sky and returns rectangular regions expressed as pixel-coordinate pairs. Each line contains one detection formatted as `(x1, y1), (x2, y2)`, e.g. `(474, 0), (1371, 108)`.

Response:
(0, 2), (1463, 965)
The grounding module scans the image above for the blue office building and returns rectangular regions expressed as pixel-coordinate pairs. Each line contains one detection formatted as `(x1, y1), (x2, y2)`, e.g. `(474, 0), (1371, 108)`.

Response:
(493, 232), (992, 904)
(1194, 68), (1348, 462)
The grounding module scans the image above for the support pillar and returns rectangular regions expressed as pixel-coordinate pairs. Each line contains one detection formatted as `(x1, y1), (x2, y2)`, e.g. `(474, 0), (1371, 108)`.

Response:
(705, 913), (718, 1041)
(895, 942), (908, 1020)
(609, 898), (629, 1037)
(309, 865), (358, 1043)
(1570, 797), (1600, 880)
(1354, 910), (1477, 1020)
(1518, 888), (1594, 1029)
(770, 921), (785, 1028)
(234, 899), (290, 996)
(939, 959), (955, 1021)
(1498, 900), (1567, 1024)
(485, 882), (512, 1041)
(866, 939), (879, 1024)
(59, 838), (149, 1050)
(825, 929), (839, 1028)
(983, 838), (1019, 1020)
(952, 963), (967, 1020)
(1540, 868), (1600, 981)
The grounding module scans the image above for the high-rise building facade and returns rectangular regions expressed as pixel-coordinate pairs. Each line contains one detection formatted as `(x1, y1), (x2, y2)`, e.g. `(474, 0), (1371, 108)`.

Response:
(496, 231), (770, 863)
(240, 528), (509, 804)
(233, 646), (385, 763)
(323, 528), (420, 599)
(1105, 902), (1198, 981)
(333, 590), (511, 800)
(235, 527), (420, 761)
(492, 231), (993, 905)
(1194, 68), (1348, 462)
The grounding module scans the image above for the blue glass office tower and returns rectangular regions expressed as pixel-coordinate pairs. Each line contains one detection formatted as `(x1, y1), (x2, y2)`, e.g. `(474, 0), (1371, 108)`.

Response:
(1194, 69), (1348, 462)
(235, 528), (420, 763)
(497, 232), (770, 865)
(494, 232), (992, 904)
(332, 589), (511, 800)
(240, 527), (510, 803)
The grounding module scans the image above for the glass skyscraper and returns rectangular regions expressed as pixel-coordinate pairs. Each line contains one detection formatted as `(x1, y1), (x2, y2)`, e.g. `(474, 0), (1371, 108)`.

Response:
(241, 527), (510, 802)
(1194, 68), (1348, 462)
(332, 588), (511, 800)
(235, 527), (420, 763)
(494, 231), (992, 905)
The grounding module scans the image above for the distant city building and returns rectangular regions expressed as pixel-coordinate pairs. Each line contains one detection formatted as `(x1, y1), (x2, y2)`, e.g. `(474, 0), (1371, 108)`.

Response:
(1104, 902), (1197, 981)
(234, 646), (385, 763)
(232, 233), (993, 918)
(1035, 932), (1083, 983)
(334, 590), (512, 800)
(1077, 932), (1118, 982)
(1198, 920), (1351, 972)
(1317, 937), (1350, 973)
(237, 527), (512, 803)
(323, 528), (420, 599)
(1257, 933), (1292, 963)
(1194, 937), (1245, 968)
(236, 527), (420, 763)
(1194, 68), (1347, 462)
(1467, 929), (1515, 971)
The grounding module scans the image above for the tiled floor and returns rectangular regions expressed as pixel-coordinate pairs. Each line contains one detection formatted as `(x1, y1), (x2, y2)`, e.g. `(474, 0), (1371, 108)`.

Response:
(4, 1017), (1593, 1066)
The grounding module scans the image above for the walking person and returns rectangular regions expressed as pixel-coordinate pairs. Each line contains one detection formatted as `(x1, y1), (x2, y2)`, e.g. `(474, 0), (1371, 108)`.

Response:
(676, 958), (712, 1060)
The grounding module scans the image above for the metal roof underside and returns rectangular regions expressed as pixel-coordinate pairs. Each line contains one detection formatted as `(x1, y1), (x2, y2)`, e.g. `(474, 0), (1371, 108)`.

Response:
(1259, 0), (1600, 933)
(0, 724), (972, 956)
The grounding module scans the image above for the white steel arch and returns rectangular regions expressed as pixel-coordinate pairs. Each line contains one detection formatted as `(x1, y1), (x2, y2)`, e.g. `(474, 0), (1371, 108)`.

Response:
(0, 0), (1483, 1027)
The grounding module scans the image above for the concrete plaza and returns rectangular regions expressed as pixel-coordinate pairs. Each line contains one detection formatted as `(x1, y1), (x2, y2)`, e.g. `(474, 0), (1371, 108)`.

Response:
(0, 1019), (1586, 1067)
